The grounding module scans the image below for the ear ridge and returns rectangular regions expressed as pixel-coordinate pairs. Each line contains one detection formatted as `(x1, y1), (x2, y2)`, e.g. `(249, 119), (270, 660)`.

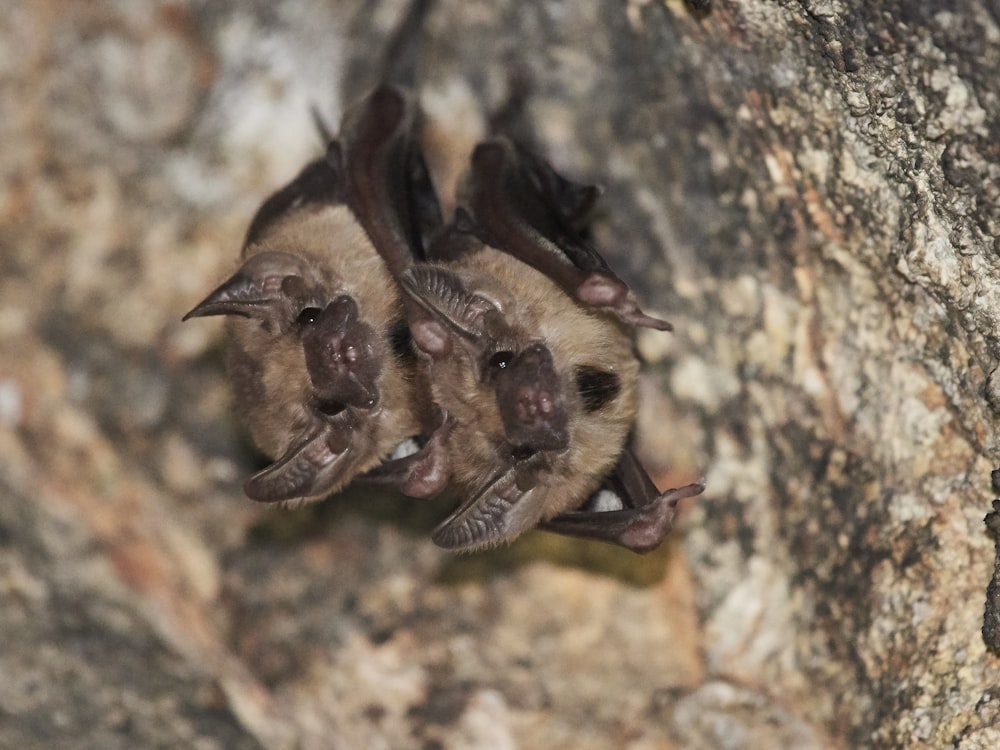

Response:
(182, 251), (311, 323)
(431, 468), (549, 550)
(244, 423), (355, 503)
(399, 266), (496, 344)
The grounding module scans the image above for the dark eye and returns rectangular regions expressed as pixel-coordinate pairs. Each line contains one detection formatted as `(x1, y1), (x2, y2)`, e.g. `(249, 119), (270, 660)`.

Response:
(488, 351), (514, 370)
(575, 366), (621, 412)
(296, 307), (323, 326)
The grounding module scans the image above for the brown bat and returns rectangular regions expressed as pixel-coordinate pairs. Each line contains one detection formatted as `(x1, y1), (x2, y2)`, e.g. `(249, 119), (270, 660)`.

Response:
(182, 146), (448, 503)
(182, 1), (448, 504)
(346, 85), (704, 552)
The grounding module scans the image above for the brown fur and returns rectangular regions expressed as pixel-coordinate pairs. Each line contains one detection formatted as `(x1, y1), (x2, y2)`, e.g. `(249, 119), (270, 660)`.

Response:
(225, 204), (425, 500)
(427, 246), (639, 530)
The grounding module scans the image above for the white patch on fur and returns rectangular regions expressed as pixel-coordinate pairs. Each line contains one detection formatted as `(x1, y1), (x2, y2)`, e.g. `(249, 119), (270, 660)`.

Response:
(390, 438), (421, 460)
(591, 489), (624, 512)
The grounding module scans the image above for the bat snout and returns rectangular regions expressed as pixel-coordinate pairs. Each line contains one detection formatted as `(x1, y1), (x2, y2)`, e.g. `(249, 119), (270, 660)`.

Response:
(301, 297), (381, 410)
(494, 344), (569, 452)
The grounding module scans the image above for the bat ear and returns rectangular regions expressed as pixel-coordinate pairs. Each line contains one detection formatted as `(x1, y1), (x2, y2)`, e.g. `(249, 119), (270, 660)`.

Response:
(431, 467), (549, 550)
(399, 265), (503, 358)
(244, 423), (356, 503)
(182, 251), (311, 327)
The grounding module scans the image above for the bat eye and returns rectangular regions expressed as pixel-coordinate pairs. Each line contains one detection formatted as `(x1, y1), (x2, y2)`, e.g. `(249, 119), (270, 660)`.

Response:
(296, 307), (323, 326)
(488, 350), (514, 370)
(575, 366), (621, 412)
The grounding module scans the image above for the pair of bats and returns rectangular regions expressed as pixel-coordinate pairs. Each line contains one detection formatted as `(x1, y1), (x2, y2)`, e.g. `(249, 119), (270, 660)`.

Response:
(184, 1), (703, 553)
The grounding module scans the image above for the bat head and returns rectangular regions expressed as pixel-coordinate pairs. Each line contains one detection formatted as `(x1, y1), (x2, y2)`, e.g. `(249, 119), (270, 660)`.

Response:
(399, 263), (571, 452)
(398, 252), (639, 550)
(184, 249), (384, 414)
(183, 152), (414, 505)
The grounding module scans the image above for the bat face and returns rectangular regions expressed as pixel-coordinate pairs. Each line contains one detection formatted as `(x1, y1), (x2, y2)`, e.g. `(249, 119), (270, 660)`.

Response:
(402, 245), (640, 549)
(185, 159), (426, 504)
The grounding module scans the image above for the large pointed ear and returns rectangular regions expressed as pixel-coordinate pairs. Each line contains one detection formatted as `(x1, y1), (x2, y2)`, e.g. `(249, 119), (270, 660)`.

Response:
(243, 422), (358, 504)
(431, 465), (550, 550)
(462, 138), (671, 331)
(183, 251), (319, 331)
(342, 85), (443, 278)
(398, 265), (509, 359)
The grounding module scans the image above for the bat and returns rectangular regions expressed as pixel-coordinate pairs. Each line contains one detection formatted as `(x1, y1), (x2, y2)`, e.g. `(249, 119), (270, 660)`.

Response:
(182, 0), (449, 505)
(185, 0), (702, 554)
(347, 83), (704, 553)
(182, 148), (448, 503)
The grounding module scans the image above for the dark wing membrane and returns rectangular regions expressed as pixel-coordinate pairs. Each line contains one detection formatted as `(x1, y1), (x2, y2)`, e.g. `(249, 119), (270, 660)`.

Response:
(243, 150), (347, 248)
(462, 138), (671, 331)
(342, 85), (443, 278)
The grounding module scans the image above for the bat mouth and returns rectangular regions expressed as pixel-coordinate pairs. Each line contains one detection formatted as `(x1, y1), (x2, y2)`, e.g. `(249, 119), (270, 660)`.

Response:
(314, 397), (347, 418)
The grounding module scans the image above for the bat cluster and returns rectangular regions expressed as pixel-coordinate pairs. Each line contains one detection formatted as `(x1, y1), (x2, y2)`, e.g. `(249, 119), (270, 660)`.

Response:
(184, 1), (702, 553)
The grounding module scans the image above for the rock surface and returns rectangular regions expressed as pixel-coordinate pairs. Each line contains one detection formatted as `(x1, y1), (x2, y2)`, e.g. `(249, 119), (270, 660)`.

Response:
(2, 0), (999, 747)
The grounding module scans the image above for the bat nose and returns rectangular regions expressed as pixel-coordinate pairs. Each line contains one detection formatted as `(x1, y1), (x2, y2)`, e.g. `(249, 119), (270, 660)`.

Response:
(301, 296), (381, 410)
(494, 343), (568, 452)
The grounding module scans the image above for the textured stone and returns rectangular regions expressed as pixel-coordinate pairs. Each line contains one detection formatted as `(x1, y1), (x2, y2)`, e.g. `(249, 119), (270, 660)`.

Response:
(3, 0), (1000, 748)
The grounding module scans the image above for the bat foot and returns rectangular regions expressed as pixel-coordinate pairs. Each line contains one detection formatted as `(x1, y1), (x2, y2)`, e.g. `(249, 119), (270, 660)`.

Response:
(539, 481), (704, 554)
(619, 482), (704, 554)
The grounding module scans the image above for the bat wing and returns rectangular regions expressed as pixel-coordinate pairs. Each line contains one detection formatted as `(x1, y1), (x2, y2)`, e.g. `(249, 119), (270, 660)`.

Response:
(243, 151), (347, 248)
(461, 137), (671, 331)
